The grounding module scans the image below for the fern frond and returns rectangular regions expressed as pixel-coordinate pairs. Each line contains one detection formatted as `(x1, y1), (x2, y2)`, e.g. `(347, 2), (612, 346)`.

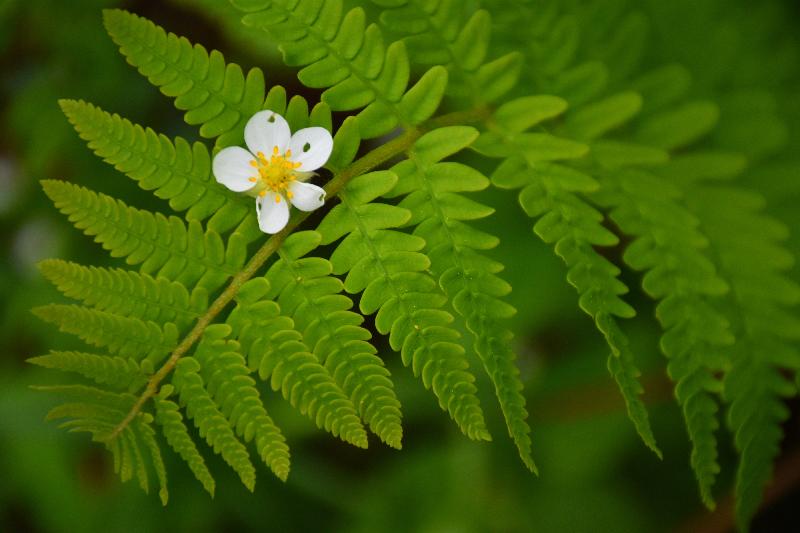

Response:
(233, 0), (448, 138)
(688, 186), (800, 526)
(317, 171), (490, 441)
(137, 419), (169, 505)
(374, 0), (520, 105)
(33, 305), (178, 367)
(41, 180), (246, 294)
(37, 385), (161, 492)
(153, 386), (215, 496)
(385, 127), (535, 470)
(265, 231), (403, 449)
(635, 101), (720, 151)
(103, 9), (265, 149)
(193, 324), (290, 480)
(172, 356), (257, 491)
(39, 259), (204, 332)
(594, 167), (732, 507)
(28, 351), (146, 390)
(227, 278), (369, 448)
(59, 99), (255, 236)
(487, 101), (660, 456)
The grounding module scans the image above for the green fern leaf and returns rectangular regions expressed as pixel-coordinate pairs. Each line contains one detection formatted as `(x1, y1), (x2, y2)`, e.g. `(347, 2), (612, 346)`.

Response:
(317, 171), (490, 441)
(41, 180), (246, 294)
(39, 259), (204, 332)
(233, 0), (448, 138)
(227, 279), (369, 448)
(488, 116), (661, 456)
(635, 101), (720, 151)
(28, 351), (146, 390)
(688, 186), (800, 527)
(595, 167), (732, 506)
(59, 99), (255, 236)
(103, 9), (265, 149)
(374, 1), (520, 105)
(565, 91), (643, 141)
(154, 386), (216, 496)
(138, 419), (170, 505)
(193, 324), (291, 480)
(386, 127), (535, 471)
(33, 305), (178, 367)
(172, 357), (257, 491)
(265, 231), (403, 449)
(36, 385), (160, 491)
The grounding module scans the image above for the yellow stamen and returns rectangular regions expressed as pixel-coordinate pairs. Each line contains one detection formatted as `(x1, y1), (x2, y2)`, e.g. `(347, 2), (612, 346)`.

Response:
(286, 190), (294, 199)
(247, 145), (302, 200)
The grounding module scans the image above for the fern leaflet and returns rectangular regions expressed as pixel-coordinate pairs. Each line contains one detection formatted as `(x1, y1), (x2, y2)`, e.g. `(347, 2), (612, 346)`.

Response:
(33, 305), (178, 367)
(265, 231), (403, 449)
(154, 386), (216, 496)
(232, 0), (448, 138)
(486, 100), (660, 456)
(42, 180), (247, 294)
(172, 356), (257, 491)
(317, 170), (490, 441)
(227, 278), (369, 448)
(39, 259), (204, 333)
(385, 127), (535, 471)
(193, 324), (291, 480)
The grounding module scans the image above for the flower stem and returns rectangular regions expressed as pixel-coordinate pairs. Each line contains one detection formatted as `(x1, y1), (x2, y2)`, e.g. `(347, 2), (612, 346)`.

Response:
(107, 105), (491, 441)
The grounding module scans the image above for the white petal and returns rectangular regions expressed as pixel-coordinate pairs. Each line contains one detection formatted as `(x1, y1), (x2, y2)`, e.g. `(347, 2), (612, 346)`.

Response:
(245, 110), (291, 156)
(288, 181), (326, 212)
(212, 147), (257, 192)
(287, 127), (334, 171)
(256, 193), (290, 234)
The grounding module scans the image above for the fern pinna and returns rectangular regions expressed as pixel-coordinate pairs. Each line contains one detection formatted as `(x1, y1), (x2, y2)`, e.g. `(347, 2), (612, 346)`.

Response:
(31, 3), (799, 530)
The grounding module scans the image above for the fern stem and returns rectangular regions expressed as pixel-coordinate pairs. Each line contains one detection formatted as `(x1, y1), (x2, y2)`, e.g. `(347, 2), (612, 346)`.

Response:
(107, 106), (491, 442)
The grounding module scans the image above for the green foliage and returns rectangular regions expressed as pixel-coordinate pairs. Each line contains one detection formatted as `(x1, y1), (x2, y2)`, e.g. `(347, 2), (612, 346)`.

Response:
(192, 324), (290, 480)
(265, 231), (403, 449)
(103, 9), (266, 149)
(385, 127), (535, 471)
(226, 278), (369, 448)
(486, 101), (660, 458)
(172, 355), (257, 491)
(41, 180), (246, 294)
(28, 351), (146, 390)
(232, 0), (448, 138)
(688, 185), (800, 525)
(39, 259), (205, 332)
(593, 166), (732, 507)
(59, 99), (254, 236)
(317, 170), (490, 441)
(373, 0), (520, 105)
(153, 386), (216, 496)
(33, 304), (178, 366)
(29, 3), (800, 530)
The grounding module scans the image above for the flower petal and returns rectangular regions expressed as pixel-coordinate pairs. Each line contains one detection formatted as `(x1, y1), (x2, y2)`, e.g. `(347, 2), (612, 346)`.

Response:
(287, 127), (334, 171)
(245, 110), (291, 156)
(288, 181), (326, 211)
(212, 147), (257, 192)
(256, 193), (290, 234)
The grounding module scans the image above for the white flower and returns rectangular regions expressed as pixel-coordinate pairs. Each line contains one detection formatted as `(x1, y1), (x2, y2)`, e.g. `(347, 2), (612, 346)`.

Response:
(212, 110), (333, 234)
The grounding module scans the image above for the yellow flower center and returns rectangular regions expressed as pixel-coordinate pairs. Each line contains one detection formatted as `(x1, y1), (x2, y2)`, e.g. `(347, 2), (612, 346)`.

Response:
(248, 147), (302, 202)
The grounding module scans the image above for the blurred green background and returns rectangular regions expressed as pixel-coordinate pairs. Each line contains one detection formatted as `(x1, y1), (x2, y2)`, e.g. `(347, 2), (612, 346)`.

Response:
(1, 0), (798, 531)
